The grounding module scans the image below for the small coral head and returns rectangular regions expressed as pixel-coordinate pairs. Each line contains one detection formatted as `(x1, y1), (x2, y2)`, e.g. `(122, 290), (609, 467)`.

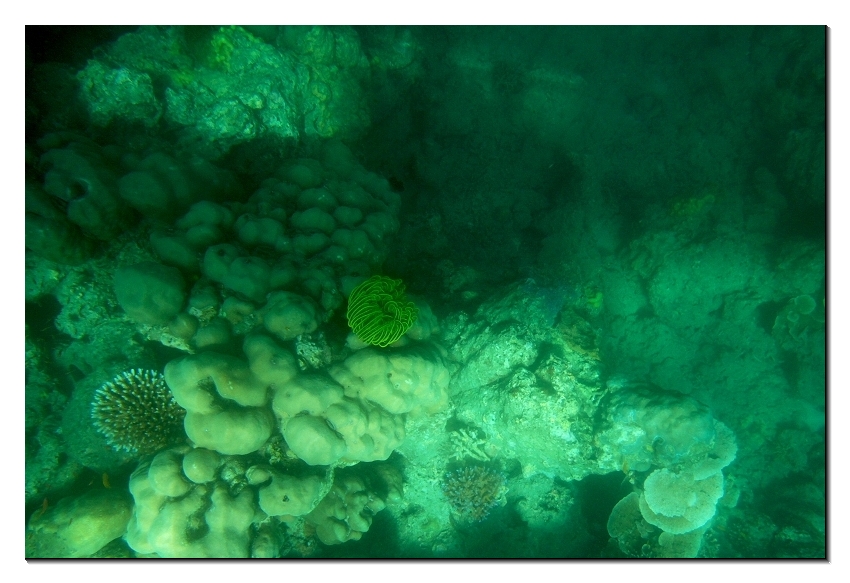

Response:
(441, 465), (505, 523)
(91, 368), (186, 455)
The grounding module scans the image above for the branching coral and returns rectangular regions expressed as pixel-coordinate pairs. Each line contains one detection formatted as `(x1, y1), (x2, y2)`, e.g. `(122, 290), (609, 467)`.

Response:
(441, 465), (506, 523)
(449, 428), (493, 462)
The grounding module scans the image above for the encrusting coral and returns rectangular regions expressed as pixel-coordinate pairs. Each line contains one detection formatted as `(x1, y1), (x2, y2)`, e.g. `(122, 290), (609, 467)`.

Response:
(638, 469), (725, 535)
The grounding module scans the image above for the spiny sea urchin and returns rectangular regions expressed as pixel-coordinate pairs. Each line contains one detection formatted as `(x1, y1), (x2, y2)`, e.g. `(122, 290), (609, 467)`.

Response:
(91, 369), (186, 455)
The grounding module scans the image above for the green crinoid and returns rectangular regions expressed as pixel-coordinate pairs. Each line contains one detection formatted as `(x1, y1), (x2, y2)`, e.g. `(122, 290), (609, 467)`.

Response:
(346, 275), (418, 347)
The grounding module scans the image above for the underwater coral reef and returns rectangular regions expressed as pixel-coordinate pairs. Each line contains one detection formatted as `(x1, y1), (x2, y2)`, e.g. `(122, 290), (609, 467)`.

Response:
(25, 24), (825, 559)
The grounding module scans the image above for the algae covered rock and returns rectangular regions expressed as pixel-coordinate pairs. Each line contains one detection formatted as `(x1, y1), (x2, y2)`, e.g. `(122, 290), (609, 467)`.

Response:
(39, 138), (131, 241)
(26, 488), (133, 558)
(596, 383), (736, 474)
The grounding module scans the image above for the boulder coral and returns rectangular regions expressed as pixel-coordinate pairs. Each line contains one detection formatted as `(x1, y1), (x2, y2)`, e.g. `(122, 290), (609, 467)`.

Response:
(254, 468), (328, 518)
(164, 342), (281, 455)
(123, 445), (397, 556)
(159, 329), (437, 466)
(328, 343), (450, 416)
(125, 447), (259, 558)
(261, 291), (321, 340)
(114, 262), (187, 326)
(38, 138), (130, 240)
(305, 471), (395, 545)
(272, 373), (405, 466)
